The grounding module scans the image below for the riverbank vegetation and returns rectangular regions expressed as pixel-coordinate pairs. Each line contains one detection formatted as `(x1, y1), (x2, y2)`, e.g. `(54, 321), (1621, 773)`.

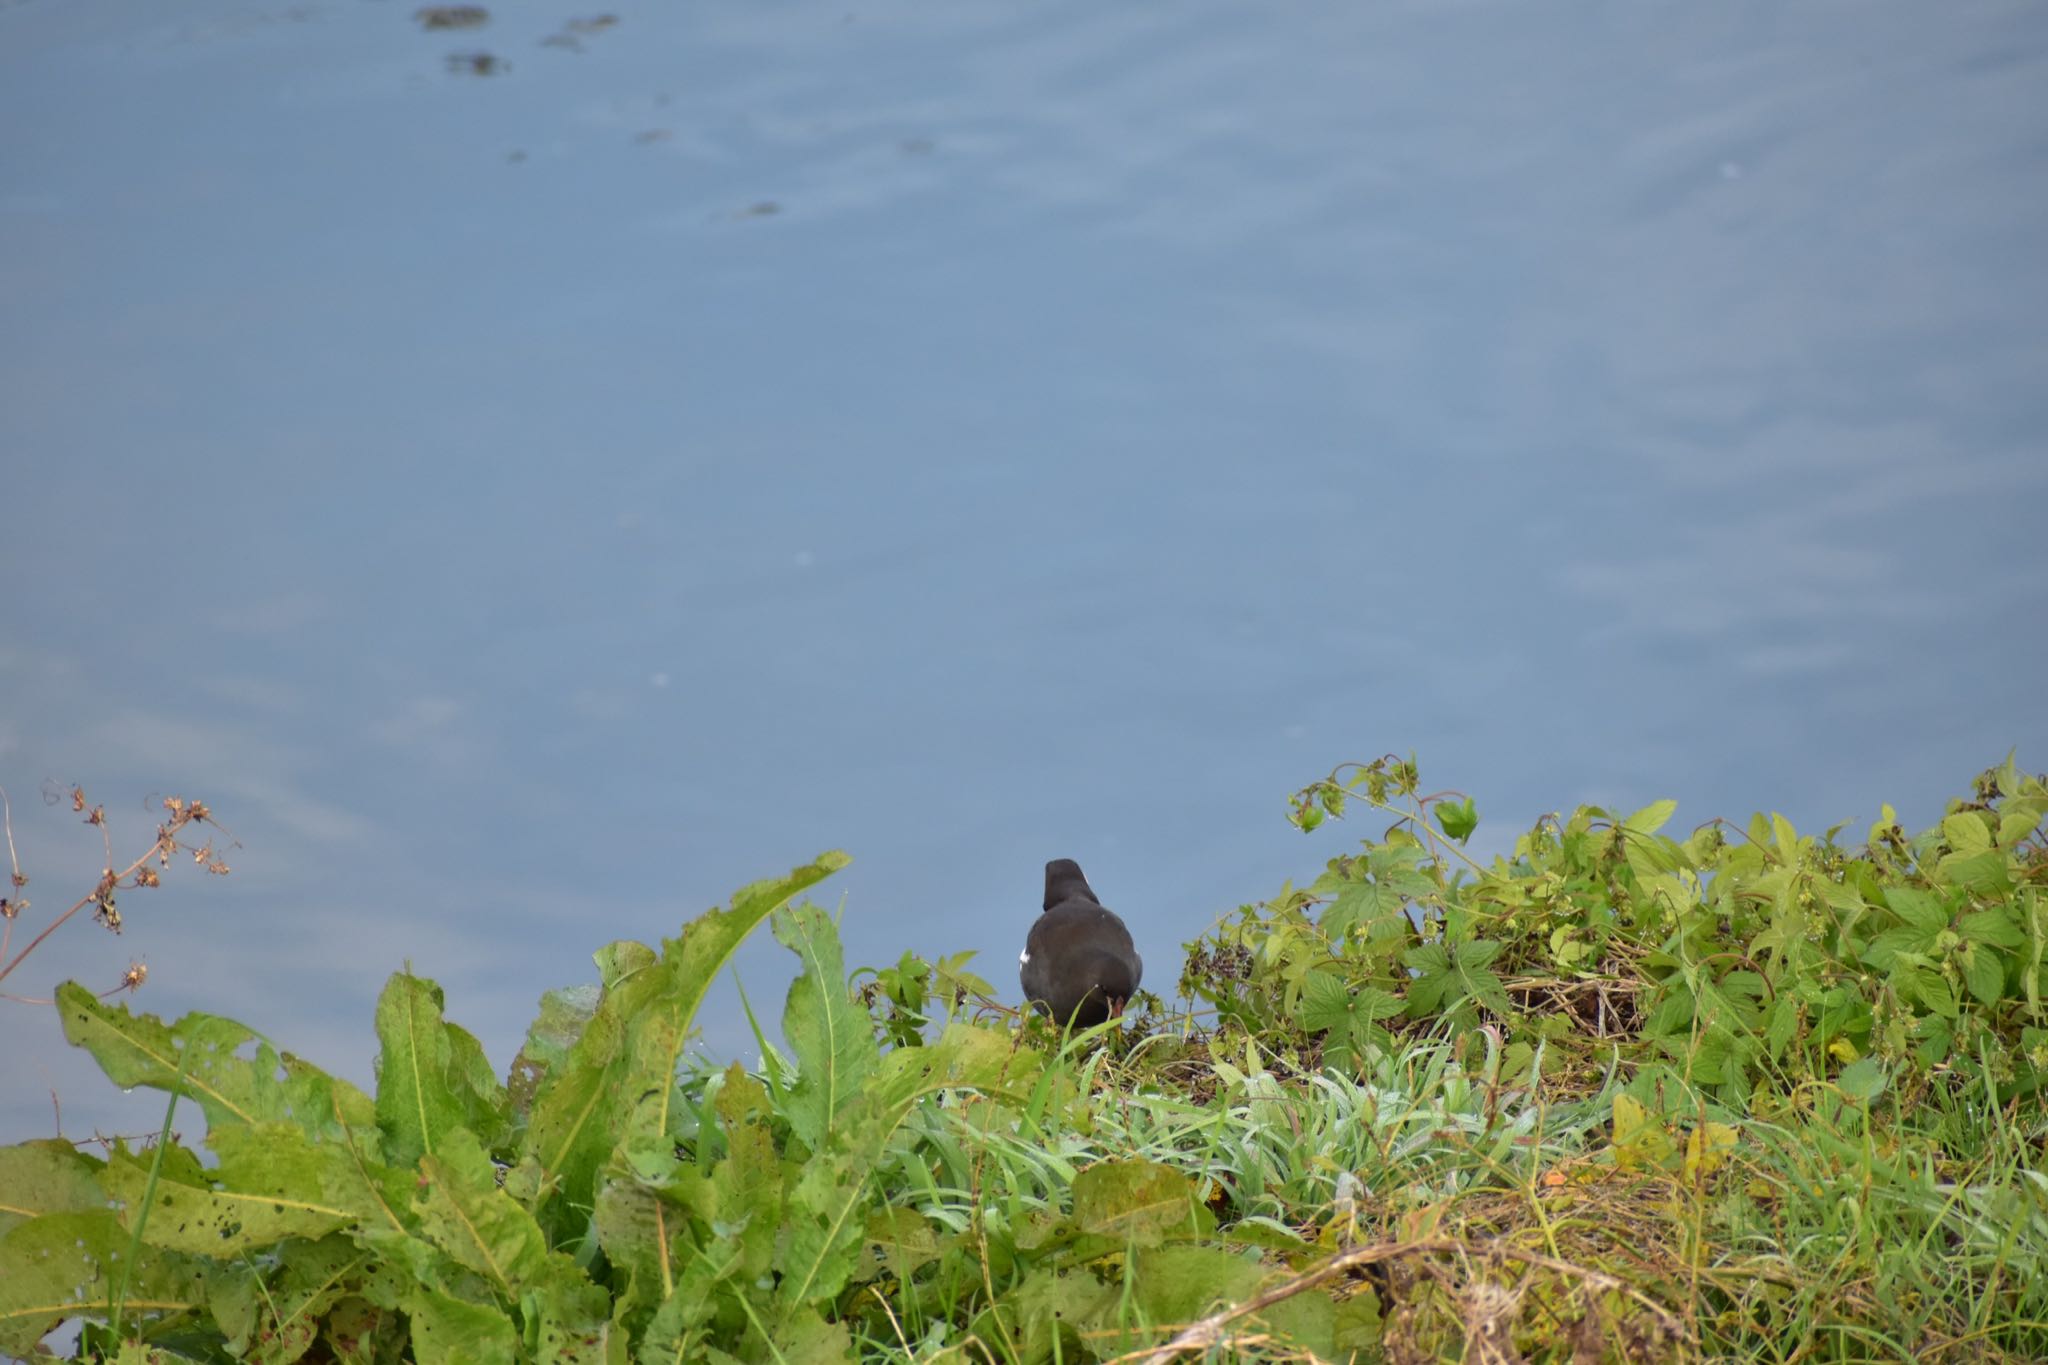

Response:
(2, 756), (2044, 1362)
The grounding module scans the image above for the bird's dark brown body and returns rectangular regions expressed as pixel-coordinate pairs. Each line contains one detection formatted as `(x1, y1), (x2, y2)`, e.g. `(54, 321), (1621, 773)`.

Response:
(1020, 858), (1142, 1028)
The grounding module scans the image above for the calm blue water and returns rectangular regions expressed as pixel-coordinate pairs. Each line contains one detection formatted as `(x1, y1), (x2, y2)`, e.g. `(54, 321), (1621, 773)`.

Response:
(3, 0), (2044, 1143)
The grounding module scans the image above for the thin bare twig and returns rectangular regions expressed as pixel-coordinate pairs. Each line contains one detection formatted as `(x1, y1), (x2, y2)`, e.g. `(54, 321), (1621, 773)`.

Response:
(0, 795), (225, 990)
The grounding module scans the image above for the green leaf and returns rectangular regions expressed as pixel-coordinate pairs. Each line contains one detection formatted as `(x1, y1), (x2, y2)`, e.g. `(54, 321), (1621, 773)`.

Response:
(1403, 940), (1508, 1020)
(779, 1150), (870, 1308)
(1837, 1059), (1888, 1102)
(99, 1147), (353, 1256)
(525, 852), (848, 1216)
(696, 1066), (783, 1284)
(1323, 879), (1395, 940)
(507, 984), (599, 1124)
(1623, 833), (1687, 883)
(774, 900), (882, 1154)
(523, 1256), (616, 1365)
(1961, 946), (2004, 1006)
(375, 971), (510, 1168)
(206, 1121), (414, 1240)
(1070, 1160), (1203, 1247)
(415, 1128), (550, 1297)
(1435, 796), (1480, 843)
(976, 1267), (1117, 1364)
(1299, 970), (1353, 1034)
(0, 1211), (208, 1357)
(1623, 799), (1680, 837)
(0, 1139), (105, 1238)
(1909, 969), (1960, 1020)
(1937, 850), (2012, 893)
(232, 1235), (366, 1363)
(863, 1208), (942, 1280)
(1762, 996), (1800, 1060)
(56, 984), (375, 1143)
(1998, 803), (2045, 849)
(1884, 887), (1950, 936)
(1959, 907), (2026, 949)
(1942, 811), (1992, 854)
(765, 1306), (855, 1365)
(777, 1024), (1027, 1312)
(407, 1285), (517, 1365)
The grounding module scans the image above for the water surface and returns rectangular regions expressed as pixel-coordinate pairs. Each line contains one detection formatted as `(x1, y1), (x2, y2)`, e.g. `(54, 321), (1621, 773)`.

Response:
(2, 0), (2043, 1142)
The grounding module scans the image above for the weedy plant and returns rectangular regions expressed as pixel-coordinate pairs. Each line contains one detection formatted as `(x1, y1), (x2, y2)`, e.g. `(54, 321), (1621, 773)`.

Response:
(2, 758), (2045, 1363)
(0, 784), (233, 1008)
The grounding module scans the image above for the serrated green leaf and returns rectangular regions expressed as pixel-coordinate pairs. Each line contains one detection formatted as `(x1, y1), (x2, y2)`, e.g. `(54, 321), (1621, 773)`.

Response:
(1323, 879), (1398, 940)
(526, 853), (848, 1217)
(1937, 850), (2011, 893)
(1837, 1058), (1887, 1102)
(1998, 803), (2046, 849)
(1435, 796), (1480, 843)
(766, 1307), (855, 1365)
(1299, 970), (1352, 1033)
(703, 1067), (782, 1283)
(56, 984), (374, 1143)
(1624, 833), (1687, 883)
(1623, 799), (1680, 837)
(241, 1235), (367, 1365)
(1962, 947), (2006, 1007)
(774, 900), (881, 1154)
(1910, 969), (1959, 1019)
(1943, 812), (1992, 854)
(375, 972), (510, 1169)
(1959, 907), (2026, 949)
(1884, 887), (1950, 935)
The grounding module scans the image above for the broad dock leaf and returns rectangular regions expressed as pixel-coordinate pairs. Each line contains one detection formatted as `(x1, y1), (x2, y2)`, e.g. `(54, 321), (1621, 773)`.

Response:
(374, 971), (510, 1167)
(57, 983), (374, 1143)
(774, 900), (880, 1154)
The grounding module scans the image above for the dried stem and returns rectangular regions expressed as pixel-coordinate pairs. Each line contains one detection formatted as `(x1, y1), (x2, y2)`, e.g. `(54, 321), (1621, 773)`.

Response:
(1112, 1235), (1690, 1365)
(0, 792), (232, 993)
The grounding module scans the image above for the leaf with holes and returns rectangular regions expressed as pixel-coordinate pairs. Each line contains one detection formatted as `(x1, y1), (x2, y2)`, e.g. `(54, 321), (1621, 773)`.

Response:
(57, 984), (375, 1143)
(374, 971), (509, 1169)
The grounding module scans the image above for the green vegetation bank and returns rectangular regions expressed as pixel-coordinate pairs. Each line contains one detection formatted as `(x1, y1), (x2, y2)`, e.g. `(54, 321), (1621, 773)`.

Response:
(2, 756), (2044, 1363)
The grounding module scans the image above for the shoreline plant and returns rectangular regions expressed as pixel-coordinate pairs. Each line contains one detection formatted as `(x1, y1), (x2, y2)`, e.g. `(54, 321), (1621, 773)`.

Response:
(1, 757), (2043, 1362)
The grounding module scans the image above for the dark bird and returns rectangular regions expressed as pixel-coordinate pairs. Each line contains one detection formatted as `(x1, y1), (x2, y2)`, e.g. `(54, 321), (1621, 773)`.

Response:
(1020, 858), (1142, 1028)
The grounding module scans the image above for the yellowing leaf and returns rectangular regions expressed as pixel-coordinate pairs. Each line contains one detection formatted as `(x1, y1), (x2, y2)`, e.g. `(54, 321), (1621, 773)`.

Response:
(1683, 1122), (1739, 1181)
(1942, 812), (1992, 854)
(1611, 1093), (1676, 1171)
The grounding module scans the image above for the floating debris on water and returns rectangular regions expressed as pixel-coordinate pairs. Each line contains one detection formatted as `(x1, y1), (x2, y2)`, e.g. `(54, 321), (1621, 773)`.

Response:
(445, 50), (505, 76)
(415, 5), (489, 31)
